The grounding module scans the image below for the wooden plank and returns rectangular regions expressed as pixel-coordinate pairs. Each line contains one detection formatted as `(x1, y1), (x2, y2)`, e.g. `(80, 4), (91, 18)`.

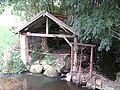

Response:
(46, 17), (49, 34)
(71, 42), (95, 47)
(63, 37), (72, 47)
(26, 32), (75, 38)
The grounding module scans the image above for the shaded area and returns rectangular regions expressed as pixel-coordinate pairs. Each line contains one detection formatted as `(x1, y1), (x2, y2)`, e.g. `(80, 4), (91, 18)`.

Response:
(94, 49), (120, 80)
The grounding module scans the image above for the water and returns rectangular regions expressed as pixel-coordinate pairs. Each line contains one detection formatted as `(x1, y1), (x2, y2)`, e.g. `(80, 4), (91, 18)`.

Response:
(0, 73), (89, 90)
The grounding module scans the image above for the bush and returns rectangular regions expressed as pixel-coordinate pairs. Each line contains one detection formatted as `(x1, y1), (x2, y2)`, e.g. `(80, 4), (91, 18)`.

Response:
(9, 51), (25, 73)
(0, 50), (25, 74)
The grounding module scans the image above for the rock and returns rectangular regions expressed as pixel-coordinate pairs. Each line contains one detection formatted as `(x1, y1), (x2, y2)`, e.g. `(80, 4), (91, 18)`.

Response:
(33, 60), (40, 64)
(102, 80), (120, 90)
(60, 73), (71, 82)
(72, 73), (80, 84)
(52, 64), (61, 73)
(43, 66), (59, 77)
(86, 72), (120, 90)
(40, 60), (47, 65)
(116, 72), (120, 81)
(52, 59), (66, 73)
(30, 63), (43, 73)
(42, 64), (51, 71)
(40, 60), (51, 71)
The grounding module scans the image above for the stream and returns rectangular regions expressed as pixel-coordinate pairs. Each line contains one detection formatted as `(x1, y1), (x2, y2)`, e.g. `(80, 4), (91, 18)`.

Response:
(0, 73), (89, 90)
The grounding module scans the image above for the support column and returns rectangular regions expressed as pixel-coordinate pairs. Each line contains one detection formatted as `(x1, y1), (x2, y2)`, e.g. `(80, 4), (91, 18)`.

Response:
(74, 36), (78, 69)
(70, 45), (74, 77)
(46, 17), (49, 34)
(89, 46), (93, 78)
(79, 49), (82, 83)
(20, 34), (29, 65)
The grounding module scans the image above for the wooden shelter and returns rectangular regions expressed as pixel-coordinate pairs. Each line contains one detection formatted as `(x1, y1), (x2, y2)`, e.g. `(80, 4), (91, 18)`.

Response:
(13, 11), (95, 84)
(13, 10), (77, 64)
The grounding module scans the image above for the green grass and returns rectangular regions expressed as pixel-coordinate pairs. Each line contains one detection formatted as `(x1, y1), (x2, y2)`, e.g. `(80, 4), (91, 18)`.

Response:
(0, 26), (17, 51)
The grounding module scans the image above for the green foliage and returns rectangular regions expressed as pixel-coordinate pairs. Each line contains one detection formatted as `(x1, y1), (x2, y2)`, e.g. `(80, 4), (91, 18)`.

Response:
(0, 50), (25, 74)
(9, 51), (25, 73)
(44, 53), (54, 65)
(0, 26), (24, 73)
(1, 0), (61, 20)
(65, 0), (120, 51)
(29, 50), (44, 64)
(29, 50), (54, 65)
(0, 1), (5, 14)
(1, 0), (120, 51)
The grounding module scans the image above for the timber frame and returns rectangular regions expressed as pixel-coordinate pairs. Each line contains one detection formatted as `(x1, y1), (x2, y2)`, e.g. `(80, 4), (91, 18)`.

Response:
(13, 11), (95, 84)
(13, 11), (78, 64)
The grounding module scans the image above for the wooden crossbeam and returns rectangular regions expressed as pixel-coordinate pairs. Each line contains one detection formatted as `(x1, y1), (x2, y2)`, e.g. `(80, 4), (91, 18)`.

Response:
(26, 32), (75, 38)
(70, 42), (95, 47)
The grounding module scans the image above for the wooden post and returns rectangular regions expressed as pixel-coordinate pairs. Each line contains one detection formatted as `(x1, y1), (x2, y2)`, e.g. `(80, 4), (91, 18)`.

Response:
(70, 45), (74, 77)
(79, 49), (82, 83)
(89, 46), (93, 78)
(74, 36), (78, 70)
(18, 32), (20, 48)
(20, 34), (29, 65)
(46, 17), (49, 34)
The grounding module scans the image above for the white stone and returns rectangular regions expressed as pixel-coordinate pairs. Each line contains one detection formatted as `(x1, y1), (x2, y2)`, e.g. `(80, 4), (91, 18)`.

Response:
(43, 66), (59, 77)
(66, 73), (71, 81)
(52, 59), (66, 73)
(42, 64), (51, 71)
(30, 64), (43, 73)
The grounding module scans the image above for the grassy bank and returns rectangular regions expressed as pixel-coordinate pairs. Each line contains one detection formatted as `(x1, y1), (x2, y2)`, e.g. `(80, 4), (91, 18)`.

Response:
(0, 26), (25, 73)
(0, 26), (17, 51)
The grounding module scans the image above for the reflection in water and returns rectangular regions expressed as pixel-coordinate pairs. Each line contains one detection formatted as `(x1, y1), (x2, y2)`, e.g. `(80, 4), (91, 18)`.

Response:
(0, 73), (89, 90)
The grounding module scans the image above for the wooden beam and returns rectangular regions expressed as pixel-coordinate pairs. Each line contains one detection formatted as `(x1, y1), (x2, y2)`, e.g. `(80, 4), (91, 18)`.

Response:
(26, 32), (75, 38)
(71, 42), (95, 47)
(36, 52), (70, 56)
(46, 17), (49, 34)
(63, 37), (72, 47)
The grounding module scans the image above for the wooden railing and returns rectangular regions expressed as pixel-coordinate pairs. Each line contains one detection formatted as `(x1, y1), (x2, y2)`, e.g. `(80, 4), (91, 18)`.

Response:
(70, 42), (95, 83)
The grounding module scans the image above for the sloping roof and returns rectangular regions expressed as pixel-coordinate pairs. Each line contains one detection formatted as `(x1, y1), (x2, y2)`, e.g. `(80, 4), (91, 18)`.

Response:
(13, 11), (77, 35)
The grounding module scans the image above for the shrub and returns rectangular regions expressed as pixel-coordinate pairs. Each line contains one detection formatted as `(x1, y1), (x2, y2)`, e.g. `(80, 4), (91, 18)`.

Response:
(0, 50), (25, 74)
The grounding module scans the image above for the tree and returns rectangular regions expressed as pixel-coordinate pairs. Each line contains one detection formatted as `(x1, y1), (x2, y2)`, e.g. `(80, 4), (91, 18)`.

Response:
(64, 0), (120, 51)
(0, 0), (60, 20)
(0, 0), (120, 51)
